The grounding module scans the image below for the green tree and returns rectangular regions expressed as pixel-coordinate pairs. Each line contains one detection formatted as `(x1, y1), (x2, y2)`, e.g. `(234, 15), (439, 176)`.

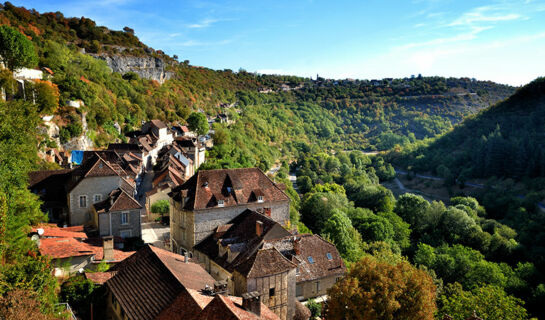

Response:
(187, 112), (209, 136)
(0, 26), (38, 71)
(394, 193), (430, 228)
(301, 192), (351, 233)
(438, 283), (528, 320)
(322, 210), (363, 262)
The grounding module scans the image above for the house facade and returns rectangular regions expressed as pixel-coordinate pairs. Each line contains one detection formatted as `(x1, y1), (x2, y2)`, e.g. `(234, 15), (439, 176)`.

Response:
(92, 188), (142, 239)
(168, 168), (290, 255)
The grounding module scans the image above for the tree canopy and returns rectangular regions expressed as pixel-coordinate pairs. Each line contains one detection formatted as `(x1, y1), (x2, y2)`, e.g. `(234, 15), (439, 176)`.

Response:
(0, 25), (38, 71)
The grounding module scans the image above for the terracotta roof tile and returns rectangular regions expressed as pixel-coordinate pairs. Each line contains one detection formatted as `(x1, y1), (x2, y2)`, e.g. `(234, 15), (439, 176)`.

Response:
(32, 223), (87, 239)
(236, 247), (296, 278)
(263, 234), (346, 282)
(171, 168), (289, 210)
(106, 245), (215, 320)
(85, 271), (116, 285)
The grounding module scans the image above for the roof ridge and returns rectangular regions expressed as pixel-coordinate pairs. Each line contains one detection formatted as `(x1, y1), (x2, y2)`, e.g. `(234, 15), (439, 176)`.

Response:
(117, 187), (142, 209)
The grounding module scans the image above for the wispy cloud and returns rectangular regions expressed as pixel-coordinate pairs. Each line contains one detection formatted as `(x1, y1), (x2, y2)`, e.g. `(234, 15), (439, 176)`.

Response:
(188, 18), (219, 29)
(177, 38), (233, 47)
(449, 5), (523, 27)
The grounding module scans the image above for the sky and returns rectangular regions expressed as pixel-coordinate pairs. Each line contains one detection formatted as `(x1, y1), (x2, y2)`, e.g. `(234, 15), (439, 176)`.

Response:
(12, 0), (545, 86)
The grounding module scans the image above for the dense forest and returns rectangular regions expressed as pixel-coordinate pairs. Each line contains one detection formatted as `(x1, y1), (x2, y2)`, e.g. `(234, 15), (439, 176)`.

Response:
(0, 2), (543, 319)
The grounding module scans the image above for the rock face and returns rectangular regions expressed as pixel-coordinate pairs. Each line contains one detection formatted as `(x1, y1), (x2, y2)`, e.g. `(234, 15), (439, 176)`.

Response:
(94, 54), (173, 83)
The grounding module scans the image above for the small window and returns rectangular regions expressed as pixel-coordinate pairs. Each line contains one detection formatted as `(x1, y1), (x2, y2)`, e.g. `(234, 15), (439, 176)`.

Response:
(120, 230), (132, 238)
(94, 194), (102, 203)
(227, 187), (232, 193)
(315, 281), (321, 292)
(307, 256), (314, 264)
(257, 195), (264, 203)
(269, 287), (276, 297)
(121, 212), (129, 225)
(218, 199), (224, 207)
(326, 253), (333, 260)
(79, 195), (87, 208)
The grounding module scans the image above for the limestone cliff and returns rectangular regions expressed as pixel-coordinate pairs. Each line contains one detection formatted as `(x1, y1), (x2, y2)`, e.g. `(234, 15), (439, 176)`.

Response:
(93, 54), (174, 83)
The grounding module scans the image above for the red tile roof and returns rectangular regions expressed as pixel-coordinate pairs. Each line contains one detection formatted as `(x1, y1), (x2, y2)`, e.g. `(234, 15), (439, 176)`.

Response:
(236, 247), (296, 278)
(93, 188), (141, 214)
(106, 245), (215, 320)
(85, 271), (116, 285)
(195, 294), (280, 320)
(32, 224), (87, 239)
(171, 168), (289, 210)
(150, 119), (167, 129)
(38, 236), (134, 262)
(263, 234), (346, 282)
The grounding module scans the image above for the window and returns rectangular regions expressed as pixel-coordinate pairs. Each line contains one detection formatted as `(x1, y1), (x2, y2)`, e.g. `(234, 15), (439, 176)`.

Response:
(257, 195), (264, 203)
(121, 212), (129, 225)
(326, 253), (333, 260)
(94, 194), (102, 203)
(315, 281), (321, 292)
(269, 287), (276, 297)
(120, 230), (132, 238)
(79, 195), (87, 208)
(296, 284), (303, 297)
(307, 256), (314, 264)
(227, 187), (232, 193)
(218, 199), (224, 207)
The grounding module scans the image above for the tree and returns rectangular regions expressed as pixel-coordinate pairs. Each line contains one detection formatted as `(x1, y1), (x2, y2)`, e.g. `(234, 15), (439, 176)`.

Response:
(306, 299), (322, 319)
(0, 289), (56, 320)
(301, 192), (351, 233)
(352, 185), (395, 213)
(187, 112), (209, 136)
(0, 26), (38, 71)
(151, 200), (169, 217)
(296, 175), (313, 194)
(326, 256), (436, 320)
(394, 193), (430, 228)
(60, 277), (95, 317)
(437, 283), (528, 320)
(322, 210), (363, 262)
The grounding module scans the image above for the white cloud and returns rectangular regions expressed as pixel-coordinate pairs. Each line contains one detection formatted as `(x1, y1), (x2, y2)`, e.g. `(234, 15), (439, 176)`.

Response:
(188, 18), (219, 29)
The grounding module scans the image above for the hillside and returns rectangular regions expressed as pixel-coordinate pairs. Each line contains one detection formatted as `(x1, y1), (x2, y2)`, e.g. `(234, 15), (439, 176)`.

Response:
(390, 77), (545, 183)
(0, 3), (515, 162)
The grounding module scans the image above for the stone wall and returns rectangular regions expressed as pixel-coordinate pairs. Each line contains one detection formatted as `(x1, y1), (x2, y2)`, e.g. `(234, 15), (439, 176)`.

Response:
(296, 275), (340, 301)
(68, 176), (122, 225)
(96, 209), (142, 238)
(244, 268), (296, 320)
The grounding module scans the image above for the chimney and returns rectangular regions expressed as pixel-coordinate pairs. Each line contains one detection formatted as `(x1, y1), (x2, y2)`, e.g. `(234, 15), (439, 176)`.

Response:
(213, 280), (228, 296)
(293, 236), (301, 255)
(184, 251), (188, 263)
(103, 236), (114, 261)
(256, 221), (263, 237)
(242, 291), (261, 316)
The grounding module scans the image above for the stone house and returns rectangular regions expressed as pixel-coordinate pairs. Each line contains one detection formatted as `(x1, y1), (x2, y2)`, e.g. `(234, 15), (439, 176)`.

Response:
(168, 168), (290, 255)
(66, 154), (136, 226)
(92, 187), (142, 239)
(103, 244), (280, 320)
(263, 234), (346, 301)
(173, 136), (206, 171)
(193, 210), (296, 320)
(129, 119), (174, 168)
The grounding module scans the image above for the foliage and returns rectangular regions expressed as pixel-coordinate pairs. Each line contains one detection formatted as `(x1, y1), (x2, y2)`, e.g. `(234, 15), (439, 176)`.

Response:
(322, 210), (363, 262)
(326, 256), (436, 320)
(437, 283), (528, 320)
(0, 289), (58, 320)
(0, 25), (37, 70)
(306, 299), (322, 319)
(151, 199), (169, 215)
(60, 276), (95, 310)
(187, 112), (209, 136)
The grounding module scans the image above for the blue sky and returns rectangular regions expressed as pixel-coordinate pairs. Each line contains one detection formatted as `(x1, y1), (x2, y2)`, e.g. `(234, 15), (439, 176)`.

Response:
(12, 0), (545, 85)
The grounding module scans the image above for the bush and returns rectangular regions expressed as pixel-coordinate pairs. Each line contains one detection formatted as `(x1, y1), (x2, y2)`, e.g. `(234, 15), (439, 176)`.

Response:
(306, 299), (322, 319)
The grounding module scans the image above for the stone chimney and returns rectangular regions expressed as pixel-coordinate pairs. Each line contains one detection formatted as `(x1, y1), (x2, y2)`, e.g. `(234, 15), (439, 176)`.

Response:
(256, 221), (263, 237)
(242, 291), (261, 317)
(184, 251), (188, 263)
(103, 236), (114, 261)
(293, 236), (301, 255)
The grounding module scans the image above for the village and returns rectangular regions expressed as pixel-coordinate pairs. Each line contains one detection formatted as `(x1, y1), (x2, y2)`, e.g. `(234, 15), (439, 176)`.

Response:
(29, 118), (346, 320)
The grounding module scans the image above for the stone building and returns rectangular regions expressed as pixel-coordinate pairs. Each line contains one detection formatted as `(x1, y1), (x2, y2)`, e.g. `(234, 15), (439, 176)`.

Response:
(168, 168), (290, 255)
(263, 234), (346, 301)
(66, 154), (136, 226)
(193, 210), (297, 320)
(103, 245), (279, 320)
(92, 187), (143, 239)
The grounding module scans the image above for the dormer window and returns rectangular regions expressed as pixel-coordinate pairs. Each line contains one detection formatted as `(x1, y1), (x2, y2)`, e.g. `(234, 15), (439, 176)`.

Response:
(307, 256), (315, 264)
(326, 253), (333, 260)
(218, 199), (224, 207)
(227, 187), (232, 193)
(257, 195), (264, 203)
